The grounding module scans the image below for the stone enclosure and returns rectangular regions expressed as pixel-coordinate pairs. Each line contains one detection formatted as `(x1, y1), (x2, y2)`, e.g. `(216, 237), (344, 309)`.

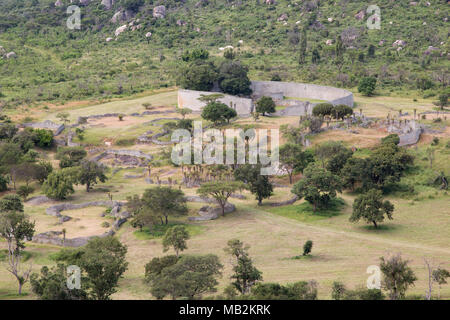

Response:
(177, 80), (354, 116)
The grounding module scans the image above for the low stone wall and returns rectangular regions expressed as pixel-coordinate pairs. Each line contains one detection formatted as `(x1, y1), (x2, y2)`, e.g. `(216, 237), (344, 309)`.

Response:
(21, 120), (65, 136)
(178, 89), (254, 116)
(185, 195), (236, 221)
(251, 81), (354, 107)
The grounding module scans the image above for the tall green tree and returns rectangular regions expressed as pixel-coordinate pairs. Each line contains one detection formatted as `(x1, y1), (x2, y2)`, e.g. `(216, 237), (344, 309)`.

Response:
(350, 189), (394, 229)
(291, 164), (342, 212)
(255, 96), (276, 116)
(380, 254), (417, 300)
(225, 239), (262, 295)
(0, 208), (35, 295)
(142, 187), (188, 225)
(162, 225), (190, 257)
(42, 169), (76, 200)
(77, 160), (107, 192)
(234, 164), (273, 205)
(145, 254), (222, 300)
(279, 144), (314, 184)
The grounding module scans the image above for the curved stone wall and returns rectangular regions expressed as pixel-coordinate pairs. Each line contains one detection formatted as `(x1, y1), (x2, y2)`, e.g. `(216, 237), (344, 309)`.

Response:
(177, 81), (353, 117)
(250, 81), (354, 107)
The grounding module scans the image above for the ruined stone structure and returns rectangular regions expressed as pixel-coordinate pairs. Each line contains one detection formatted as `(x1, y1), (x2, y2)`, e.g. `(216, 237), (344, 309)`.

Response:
(177, 80), (354, 117)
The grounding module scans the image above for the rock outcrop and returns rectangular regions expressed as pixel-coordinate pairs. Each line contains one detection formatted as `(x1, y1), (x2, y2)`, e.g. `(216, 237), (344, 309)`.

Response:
(153, 5), (166, 19)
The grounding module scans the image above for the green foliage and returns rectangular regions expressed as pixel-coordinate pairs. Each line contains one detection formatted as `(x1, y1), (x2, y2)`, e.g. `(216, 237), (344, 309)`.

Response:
(0, 194), (24, 213)
(251, 281), (318, 300)
(380, 254), (417, 300)
(333, 104), (353, 120)
(279, 143), (314, 184)
(0, 209), (34, 254)
(55, 236), (128, 300)
(145, 254), (222, 300)
(312, 103), (334, 117)
(201, 101), (237, 124)
(179, 61), (217, 91)
(302, 240), (313, 256)
(197, 181), (246, 216)
(33, 129), (53, 148)
(141, 187), (188, 225)
(291, 164), (342, 212)
(381, 134), (400, 146)
(218, 61), (252, 96)
(0, 175), (8, 191)
(225, 239), (262, 295)
(332, 281), (384, 300)
(42, 168), (76, 200)
(358, 77), (377, 96)
(350, 189), (394, 229)
(162, 225), (190, 257)
(30, 264), (89, 300)
(181, 48), (209, 62)
(76, 160), (107, 192)
(17, 185), (34, 201)
(234, 164), (273, 205)
(255, 96), (276, 116)
(56, 146), (87, 168)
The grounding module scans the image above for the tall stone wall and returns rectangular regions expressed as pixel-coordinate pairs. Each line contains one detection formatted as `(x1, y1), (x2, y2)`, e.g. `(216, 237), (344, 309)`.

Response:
(177, 89), (254, 115)
(250, 81), (354, 107)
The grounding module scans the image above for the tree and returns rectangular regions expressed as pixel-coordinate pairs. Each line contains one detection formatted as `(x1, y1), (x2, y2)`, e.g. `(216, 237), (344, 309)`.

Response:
(0, 209), (35, 295)
(0, 194), (24, 213)
(201, 101), (236, 125)
(303, 240), (313, 256)
(127, 194), (159, 231)
(145, 255), (222, 300)
(56, 146), (87, 168)
(380, 254), (417, 300)
(311, 48), (320, 64)
(331, 281), (384, 300)
(17, 185), (34, 201)
(0, 123), (18, 140)
(56, 112), (70, 124)
(350, 189), (394, 229)
(333, 104), (353, 120)
(358, 77), (377, 96)
(34, 161), (53, 184)
(432, 268), (450, 299)
(177, 108), (192, 119)
(30, 264), (89, 300)
(218, 61), (252, 96)
(162, 225), (190, 257)
(433, 94), (448, 110)
(33, 129), (53, 148)
(197, 181), (245, 216)
(178, 61), (217, 91)
(77, 160), (107, 192)
(381, 134), (400, 146)
(279, 143), (314, 184)
(42, 168), (76, 200)
(326, 148), (353, 175)
(142, 187), (188, 225)
(298, 28), (307, 64)
(181, 48), (209, 62)
(234, 164), (273, 205)
(256, 96), (276, 116)
(225, 239), (262, 294)
(56, 237), (128, 300)
(314, 141), (348, 168)
(312, 103), (334, 118)
(291, 164), (342, 212)
(223, 48), (235, 60)
(251, 281), (318, 300)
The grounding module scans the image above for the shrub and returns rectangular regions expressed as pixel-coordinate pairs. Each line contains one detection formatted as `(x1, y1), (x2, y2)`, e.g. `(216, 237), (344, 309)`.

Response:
(312, 103), (334, 117)
(303, 240), (313, 256)
(358, 77), (377, 96)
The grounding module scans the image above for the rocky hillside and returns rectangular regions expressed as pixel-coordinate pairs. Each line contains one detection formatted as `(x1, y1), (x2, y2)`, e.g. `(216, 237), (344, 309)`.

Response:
(0, 0), (448, 108)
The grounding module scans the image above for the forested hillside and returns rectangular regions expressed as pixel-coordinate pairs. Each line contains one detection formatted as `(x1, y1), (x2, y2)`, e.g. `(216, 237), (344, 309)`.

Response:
(0, 0), (448, 109)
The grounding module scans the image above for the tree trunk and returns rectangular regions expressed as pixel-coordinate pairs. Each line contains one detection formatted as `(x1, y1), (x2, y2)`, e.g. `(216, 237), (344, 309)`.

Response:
(289, 172), (293, 184)
(373, 220), (378, 229)
(86, 183), (90, 192)
(221, 203), (225, 216)
(165, 216), (168, 225)
(258, 197), (262, 206)
(18, 281), (22, 295)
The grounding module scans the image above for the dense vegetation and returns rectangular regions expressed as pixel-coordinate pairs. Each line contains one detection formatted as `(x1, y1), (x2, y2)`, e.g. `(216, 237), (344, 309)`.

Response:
(0, 0), (449, 111)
